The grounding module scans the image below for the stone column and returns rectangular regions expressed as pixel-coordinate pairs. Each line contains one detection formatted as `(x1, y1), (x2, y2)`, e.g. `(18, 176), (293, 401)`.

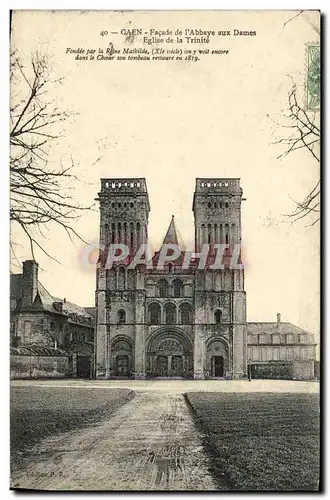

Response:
(167, 355), (172, 375)
(193, 326), (205, 379)
(211, 224), (215, 247)
(134, 289), (146, 379)
(96, 290), (107, 378)
(134, 225), (138, 254)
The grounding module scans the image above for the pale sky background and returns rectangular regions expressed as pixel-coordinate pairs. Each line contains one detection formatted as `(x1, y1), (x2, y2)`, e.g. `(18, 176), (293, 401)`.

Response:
(11, 10), (320, 337)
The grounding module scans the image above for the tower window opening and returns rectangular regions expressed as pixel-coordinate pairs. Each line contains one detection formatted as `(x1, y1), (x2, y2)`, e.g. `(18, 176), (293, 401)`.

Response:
(123, 222), (127, 243)
(118, 310), (126, 324)
(225, 202), (229, 208)
(220, 202), (222, 208)
(215, 309), (222, 324)
(118, 267), (125, 290)
(208, 202), (212, 208)
(130, 202), (134, 208)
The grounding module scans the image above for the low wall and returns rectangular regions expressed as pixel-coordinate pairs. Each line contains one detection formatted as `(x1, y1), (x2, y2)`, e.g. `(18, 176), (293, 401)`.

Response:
(10, 354), (69, 379)
(251, 361), (315, 380)
(292, 360), (315, 380)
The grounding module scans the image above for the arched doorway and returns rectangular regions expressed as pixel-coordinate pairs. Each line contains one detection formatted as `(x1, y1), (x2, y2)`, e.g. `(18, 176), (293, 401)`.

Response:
(147, 328), (193, 378)
(205, 337), (230, 378)
(110, 336), (133, 378)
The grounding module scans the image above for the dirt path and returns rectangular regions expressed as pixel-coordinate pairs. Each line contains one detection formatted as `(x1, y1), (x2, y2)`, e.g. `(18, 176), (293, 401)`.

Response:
(11, 391), (217, 491)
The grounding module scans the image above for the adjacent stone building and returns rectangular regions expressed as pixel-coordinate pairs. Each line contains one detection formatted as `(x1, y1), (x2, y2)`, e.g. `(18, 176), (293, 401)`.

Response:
(94, 177), (318, 380)
(10, 260), (95, 378)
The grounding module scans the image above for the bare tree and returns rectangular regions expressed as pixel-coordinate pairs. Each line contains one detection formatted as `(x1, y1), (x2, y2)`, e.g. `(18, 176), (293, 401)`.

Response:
(272, 85), (320, 226)
(10, 51), (95, 262)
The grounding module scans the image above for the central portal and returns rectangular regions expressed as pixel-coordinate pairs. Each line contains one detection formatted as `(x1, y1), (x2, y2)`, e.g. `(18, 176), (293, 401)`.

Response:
(147, 328), (193, 378)
(156, 355), (184, 377)
(156, 355), (168, 376)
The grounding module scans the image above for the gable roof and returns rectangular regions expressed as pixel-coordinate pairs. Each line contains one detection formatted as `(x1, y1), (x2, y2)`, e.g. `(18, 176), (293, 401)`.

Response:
(10, 272), (93, 321)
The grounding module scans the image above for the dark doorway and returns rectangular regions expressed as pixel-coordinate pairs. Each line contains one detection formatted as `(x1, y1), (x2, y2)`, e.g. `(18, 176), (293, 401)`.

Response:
(214, 356), (224, 377)
(157, 355), (168, 376)
(116, 355), (129, 376)
(76, 356), (91, 378)
(171, 356), (183, 376)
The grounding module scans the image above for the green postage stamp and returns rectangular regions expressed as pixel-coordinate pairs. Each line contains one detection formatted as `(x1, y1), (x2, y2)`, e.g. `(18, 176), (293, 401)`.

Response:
(306, 44), (320, 110)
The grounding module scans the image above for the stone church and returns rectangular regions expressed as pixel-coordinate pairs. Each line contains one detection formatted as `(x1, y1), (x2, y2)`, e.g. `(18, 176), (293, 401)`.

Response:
(95, 178), (317, 380)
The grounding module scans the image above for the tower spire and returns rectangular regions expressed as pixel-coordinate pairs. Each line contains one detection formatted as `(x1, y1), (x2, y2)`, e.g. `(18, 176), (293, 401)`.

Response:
(162, 215), (179, 245)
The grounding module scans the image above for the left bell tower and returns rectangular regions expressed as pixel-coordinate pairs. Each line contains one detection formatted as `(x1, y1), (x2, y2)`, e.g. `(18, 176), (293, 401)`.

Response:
(95, 178), (150, 379)
(98, 178), (150, 254)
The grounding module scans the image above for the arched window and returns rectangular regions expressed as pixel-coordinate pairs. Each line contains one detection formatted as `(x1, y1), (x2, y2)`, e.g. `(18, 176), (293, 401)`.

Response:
(164, 303), (176, 325)
(173, 279), (183, 298)
(180, 303), (192, 324)
(118, 310), (126, 324)
(136, 221), (141, 246)
(215, 309), (222, 324)
(118, 267), (125, 290)
(130, 222), (134, 248)
(149, 303), (161, 325)
(225, 223), (229, 246)
(111, 223), (115, 243)
(200, 224), (205, 244)
(158, 279), (168, 298)
(231, 223), (236, 235)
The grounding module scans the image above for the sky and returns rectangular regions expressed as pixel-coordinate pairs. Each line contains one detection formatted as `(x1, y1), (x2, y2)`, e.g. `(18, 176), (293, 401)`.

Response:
(10, 10), (320, 336)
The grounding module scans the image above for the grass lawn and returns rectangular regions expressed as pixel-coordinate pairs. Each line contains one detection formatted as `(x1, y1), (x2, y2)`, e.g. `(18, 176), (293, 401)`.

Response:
(185, 392), (320, 492)
(11, 386), (134, 473)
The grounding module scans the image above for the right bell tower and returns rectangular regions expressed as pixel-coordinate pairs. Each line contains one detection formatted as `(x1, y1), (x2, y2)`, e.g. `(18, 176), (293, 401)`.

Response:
(192, 178), (247, 379)
(192, 178), (243, 253)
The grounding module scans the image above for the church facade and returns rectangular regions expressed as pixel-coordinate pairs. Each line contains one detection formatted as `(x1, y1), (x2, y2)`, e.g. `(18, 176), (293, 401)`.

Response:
(95, 177), (316, 380)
